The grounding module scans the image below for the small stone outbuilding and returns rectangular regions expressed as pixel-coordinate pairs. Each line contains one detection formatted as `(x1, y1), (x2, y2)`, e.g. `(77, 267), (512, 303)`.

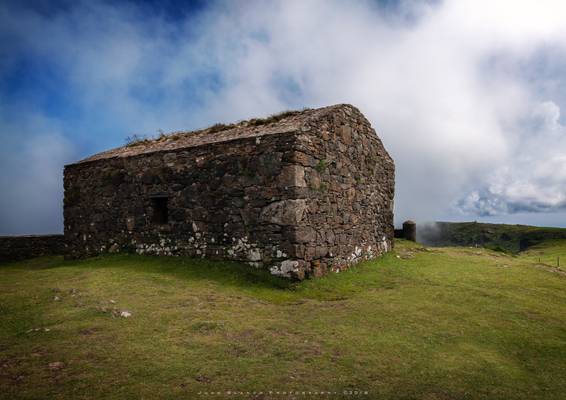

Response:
(64, 104), (394, 279)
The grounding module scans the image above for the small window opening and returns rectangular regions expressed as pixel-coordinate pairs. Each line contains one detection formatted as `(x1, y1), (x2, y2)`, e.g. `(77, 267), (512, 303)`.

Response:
(151, 197), (168, 225)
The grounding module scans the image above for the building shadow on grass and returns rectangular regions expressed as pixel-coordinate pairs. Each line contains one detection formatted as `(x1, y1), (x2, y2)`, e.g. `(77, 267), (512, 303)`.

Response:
(3, 254), (295, 291)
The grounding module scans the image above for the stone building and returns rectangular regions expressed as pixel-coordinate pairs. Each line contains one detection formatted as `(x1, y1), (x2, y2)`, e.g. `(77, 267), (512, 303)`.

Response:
(64, 104), (395, 279)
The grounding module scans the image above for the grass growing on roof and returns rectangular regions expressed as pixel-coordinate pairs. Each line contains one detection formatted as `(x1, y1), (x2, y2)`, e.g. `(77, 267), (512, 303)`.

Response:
(1, 239), (565, 399)
(122, 107), (314, 149)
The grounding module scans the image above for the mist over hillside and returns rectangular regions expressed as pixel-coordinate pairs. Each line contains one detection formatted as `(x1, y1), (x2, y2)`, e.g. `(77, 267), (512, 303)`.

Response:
(418, 221), (566, 253)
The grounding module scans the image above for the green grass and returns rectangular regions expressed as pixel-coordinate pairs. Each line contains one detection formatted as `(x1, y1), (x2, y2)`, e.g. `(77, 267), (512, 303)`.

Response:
(1, 240), (565, 399)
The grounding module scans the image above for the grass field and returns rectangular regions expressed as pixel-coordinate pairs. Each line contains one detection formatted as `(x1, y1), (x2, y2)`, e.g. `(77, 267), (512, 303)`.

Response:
(1, 239), (565, 399)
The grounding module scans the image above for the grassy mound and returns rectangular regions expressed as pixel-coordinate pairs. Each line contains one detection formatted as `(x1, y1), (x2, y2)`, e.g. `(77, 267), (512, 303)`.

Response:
(0, 240), (565, 399)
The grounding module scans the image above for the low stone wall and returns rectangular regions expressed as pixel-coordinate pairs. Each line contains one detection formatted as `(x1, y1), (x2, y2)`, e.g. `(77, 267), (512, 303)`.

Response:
(0, 235), (66, 263)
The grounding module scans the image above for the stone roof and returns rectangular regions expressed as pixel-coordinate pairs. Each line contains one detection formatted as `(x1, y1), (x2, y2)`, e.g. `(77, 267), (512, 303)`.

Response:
(74, 104), (354, 165)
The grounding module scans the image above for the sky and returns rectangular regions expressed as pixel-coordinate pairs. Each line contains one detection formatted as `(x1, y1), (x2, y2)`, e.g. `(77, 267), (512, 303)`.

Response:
(1, 0), (566, 235)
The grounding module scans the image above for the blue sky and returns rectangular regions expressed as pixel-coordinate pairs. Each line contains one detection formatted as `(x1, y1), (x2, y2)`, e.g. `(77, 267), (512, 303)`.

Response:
(1, 0), (566, 234)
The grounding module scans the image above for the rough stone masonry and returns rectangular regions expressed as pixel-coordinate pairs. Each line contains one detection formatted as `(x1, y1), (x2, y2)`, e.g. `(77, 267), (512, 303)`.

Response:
(64, 104), (395, 279)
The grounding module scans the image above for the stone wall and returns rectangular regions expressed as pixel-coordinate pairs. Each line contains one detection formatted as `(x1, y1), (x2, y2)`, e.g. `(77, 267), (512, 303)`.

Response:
(64, 104), (394, 279)
(394, 221), (417, 242)
(271, 105), (395, 278)
(64, 132), (301, 264)
(0, 235), (66, 263)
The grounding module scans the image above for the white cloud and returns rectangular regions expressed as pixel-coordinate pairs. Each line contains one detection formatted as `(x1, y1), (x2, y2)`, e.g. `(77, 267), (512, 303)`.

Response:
(0, 109), (76, 234)
(456, 100), (566, 216)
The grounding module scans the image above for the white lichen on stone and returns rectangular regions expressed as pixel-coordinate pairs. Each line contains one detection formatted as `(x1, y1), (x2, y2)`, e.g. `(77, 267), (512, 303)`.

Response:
(270, 259), (299, 277)
(247, 248), (262, 262)
(275, 249), (287, 258)
(381, 236), (389, 253)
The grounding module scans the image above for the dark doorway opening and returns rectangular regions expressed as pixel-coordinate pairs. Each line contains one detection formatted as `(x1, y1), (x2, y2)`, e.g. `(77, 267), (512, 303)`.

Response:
(151, 197), (168, 225)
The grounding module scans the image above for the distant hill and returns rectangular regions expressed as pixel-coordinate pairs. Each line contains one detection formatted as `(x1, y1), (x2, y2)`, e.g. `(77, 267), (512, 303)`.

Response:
(418, 221), (566, 253)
